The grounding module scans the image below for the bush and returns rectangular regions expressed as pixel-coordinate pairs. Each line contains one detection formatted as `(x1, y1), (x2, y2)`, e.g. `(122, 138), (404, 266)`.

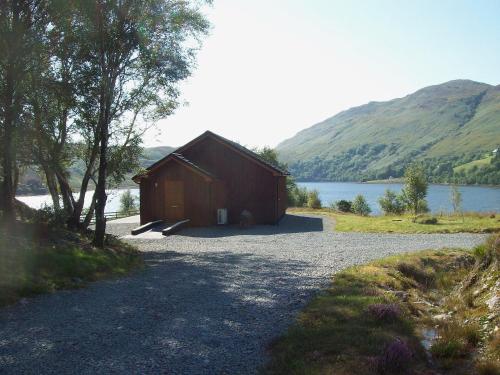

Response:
(368, 303), (401, 322)
(430, 339), (466, 359)
(416, 216), (438, 225)
(307, 190), (322, 209)
(288, 185), (308, 207)
(473, 234), (500, 259)
(119, 190), (137, 213)
(335, 200), (352, 213)
(416, 199), (430, 214)
(352, 194), (371, 216)
(378, 189), (405, 215)
(33, 204), (68, 226)
(377, 338), (413, 374)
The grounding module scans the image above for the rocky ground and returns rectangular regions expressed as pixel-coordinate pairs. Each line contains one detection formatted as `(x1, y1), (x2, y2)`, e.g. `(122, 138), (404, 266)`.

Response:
(0, 214), (487, 374)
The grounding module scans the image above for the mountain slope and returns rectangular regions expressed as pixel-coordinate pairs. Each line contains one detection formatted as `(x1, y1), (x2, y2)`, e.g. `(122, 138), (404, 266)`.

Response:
(277, 80), (500, 183)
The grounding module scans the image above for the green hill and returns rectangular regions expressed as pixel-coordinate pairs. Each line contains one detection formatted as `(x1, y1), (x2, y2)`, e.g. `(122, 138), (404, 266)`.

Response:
(277, 80), (500, 184)
(138, 146), (176, 169)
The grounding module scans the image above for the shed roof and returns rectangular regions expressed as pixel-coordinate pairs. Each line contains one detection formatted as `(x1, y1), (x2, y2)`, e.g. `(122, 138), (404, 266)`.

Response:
(133, 130), (289, 182)
(132, 152), (216, 183)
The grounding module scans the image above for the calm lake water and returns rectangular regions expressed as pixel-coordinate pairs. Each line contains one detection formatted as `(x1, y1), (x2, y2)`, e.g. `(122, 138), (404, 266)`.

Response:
(298, 182), (500, 215)
(17, 189), (140, 214)
(17, 183), (500, 215)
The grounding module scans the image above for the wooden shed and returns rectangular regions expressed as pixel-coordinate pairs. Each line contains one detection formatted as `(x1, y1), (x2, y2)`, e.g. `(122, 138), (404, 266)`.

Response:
(133, 131), (289, 226)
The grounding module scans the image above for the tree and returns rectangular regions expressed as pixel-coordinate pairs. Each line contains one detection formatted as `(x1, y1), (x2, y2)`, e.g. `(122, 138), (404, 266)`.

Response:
(378, 189), (405, 215)
(401, 164), (429, 220)
(334, 200), (352, 213)
(450, 185), (462, 213)
(307, 190), (322, 209)
(0, 0), (46, 222)
(119, 190), (137, 214)
(450, 184), (463, 222)
(68, 0), (210, 246)
(352, 194), (371, 216)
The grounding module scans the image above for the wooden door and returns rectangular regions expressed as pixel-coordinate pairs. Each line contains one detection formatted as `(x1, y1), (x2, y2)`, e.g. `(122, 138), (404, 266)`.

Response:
(165, 181), (185, 220)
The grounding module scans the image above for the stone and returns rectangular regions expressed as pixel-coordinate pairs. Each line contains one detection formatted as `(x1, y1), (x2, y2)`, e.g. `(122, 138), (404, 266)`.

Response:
(486, 295), (499, 310)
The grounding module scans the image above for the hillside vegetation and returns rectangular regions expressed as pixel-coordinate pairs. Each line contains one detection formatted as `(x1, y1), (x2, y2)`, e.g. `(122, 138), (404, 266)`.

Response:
(277, 80), (500, 184)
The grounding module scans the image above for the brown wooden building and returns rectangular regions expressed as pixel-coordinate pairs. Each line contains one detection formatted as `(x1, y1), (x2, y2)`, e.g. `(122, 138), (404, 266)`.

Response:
(133, 131), (289, 226)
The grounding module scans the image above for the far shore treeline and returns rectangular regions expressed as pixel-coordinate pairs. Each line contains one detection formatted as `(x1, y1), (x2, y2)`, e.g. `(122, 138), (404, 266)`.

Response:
(0, 0), (210, 246)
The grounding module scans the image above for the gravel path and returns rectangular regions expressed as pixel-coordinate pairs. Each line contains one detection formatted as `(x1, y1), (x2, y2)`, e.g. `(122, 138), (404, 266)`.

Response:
(0, 214), (486, 374)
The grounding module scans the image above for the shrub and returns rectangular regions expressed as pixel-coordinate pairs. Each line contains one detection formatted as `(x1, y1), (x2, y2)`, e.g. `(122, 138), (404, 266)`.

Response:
(378, 189), (405, 215)
(335, 199), (352, 213)
(289, 186), (308, 207)
(32, 204), (68, 226)
(431, 321), (481, 359)
(415, 216), (438, 225)
(430, 339), (466, 359)
(377, 338), (413, 374)
(401, 164), (429, 218)
(352, 194), (371, 216)
(119, 190), (137, 214)
(307, 190), (322, 209)
(474, 234), (500, 260)
(416, 199), (430, 214)
(368, 303), (401, 322)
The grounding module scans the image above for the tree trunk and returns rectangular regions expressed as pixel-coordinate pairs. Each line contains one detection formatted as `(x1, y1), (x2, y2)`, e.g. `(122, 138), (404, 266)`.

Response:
(83, 190), (97, 228)
(43, 167), (60, 211)
(1, 74), (15, 222)
(67, 137), (99, 228)
(93, 120), (108, 247)
(55, 169), (74, 215)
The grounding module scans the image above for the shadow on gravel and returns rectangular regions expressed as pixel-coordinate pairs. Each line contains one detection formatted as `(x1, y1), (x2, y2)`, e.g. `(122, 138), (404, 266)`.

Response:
(0, 249), (320, 374)
(176, 214), (324, 238)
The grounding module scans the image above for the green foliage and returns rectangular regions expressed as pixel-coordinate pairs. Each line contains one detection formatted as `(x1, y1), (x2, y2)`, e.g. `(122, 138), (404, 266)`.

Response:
(288, 184), (308, 207)
(450, 185), (462, 214)
(32, 205), (69, 226)
(307, 190), (322, 209)
(378, 189), (405, 215)
(335, 200), (353, 212)
(415, 216), (438, 225)
(352, 194), (371, 216)
(119, 190), (138, 214)
(277, 80), (500, 185)
(0, 223), (142, 307)
(401, 164), (429, 218)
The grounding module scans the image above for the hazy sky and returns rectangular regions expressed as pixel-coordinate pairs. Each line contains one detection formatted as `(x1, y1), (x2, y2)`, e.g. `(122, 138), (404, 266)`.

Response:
(144, 0), (500, 149)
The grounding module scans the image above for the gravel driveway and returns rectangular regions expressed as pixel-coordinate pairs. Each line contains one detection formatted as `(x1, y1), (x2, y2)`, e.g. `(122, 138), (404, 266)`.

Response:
(0, 214), (486, 374)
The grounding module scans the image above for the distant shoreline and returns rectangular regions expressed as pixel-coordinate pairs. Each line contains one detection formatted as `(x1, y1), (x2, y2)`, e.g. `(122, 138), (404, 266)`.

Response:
(16, 180), (500, 198)
(296, 180), (500, 188)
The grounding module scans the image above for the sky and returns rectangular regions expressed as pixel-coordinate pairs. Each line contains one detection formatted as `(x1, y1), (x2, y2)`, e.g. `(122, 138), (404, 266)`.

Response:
(143, 0), (500, 149)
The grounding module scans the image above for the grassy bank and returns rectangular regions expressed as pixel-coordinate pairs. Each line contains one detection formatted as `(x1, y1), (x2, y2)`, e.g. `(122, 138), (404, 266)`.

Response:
(288, 208), (500, 234)
(266, 235), (500, 374)
(0, 222), (142, 308)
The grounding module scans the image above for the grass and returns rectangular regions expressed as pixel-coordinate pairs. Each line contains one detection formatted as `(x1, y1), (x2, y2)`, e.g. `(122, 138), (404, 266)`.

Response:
(453, 156), (493, 173)
(0, 222), (143, 308)
(265, 238), (500, 375)
(288, 207), (500, 234)
(265, 249), (470, 374)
